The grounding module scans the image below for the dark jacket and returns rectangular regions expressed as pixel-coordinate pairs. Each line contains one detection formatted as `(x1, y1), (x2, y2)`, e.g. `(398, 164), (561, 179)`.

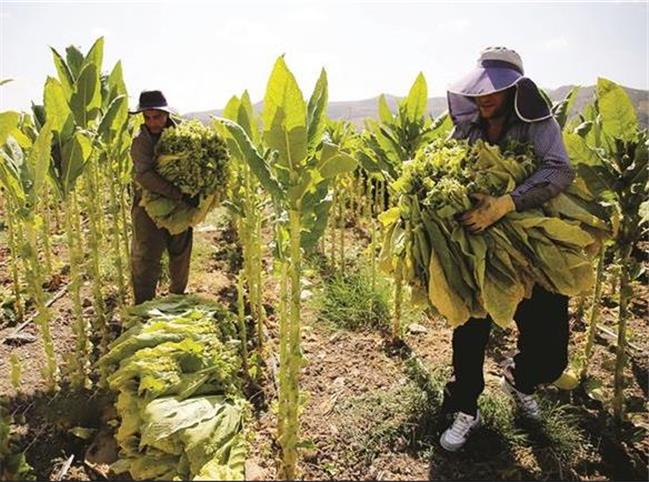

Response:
(130, 118), (182, 206)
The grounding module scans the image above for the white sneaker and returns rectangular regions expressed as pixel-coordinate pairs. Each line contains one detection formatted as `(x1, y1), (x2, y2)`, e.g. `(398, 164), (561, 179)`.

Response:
(439, 411), (480, 452)
(501, 365), (541, 420)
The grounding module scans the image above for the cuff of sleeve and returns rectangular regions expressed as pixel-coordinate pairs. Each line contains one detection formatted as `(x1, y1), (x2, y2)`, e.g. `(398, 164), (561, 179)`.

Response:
(510, 192), (523, 212)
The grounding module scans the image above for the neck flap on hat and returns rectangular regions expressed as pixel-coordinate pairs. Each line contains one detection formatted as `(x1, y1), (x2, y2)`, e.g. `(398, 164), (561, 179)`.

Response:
(447, 76), (552, 125)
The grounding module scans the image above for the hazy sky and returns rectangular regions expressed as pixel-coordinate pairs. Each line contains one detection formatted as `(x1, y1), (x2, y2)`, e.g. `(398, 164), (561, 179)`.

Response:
(1, 0), (647, 113)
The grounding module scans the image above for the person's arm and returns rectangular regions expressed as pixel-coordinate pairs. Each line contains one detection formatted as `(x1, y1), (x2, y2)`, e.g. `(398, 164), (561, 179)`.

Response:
(509, 118), (575, 212)
(131, 131), (183, 201)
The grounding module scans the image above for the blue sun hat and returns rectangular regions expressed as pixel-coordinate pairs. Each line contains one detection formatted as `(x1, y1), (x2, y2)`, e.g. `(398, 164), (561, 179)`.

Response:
(447, 47), (552, 124)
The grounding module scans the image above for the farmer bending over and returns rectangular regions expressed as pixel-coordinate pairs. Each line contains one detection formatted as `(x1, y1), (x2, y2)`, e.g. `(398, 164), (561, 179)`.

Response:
(439, 47), (575, 451)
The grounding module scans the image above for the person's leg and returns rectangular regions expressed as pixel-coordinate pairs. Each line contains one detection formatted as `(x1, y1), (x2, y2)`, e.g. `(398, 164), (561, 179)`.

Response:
(443, 317), (493, 416)
(130, 206), (166, 304)
(167, 227), (193, 295)
(511, 284), (569, 394)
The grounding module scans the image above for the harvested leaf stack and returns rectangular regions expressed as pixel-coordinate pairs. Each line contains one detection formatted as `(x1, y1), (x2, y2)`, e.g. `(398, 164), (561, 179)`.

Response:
(99, 295), (249, 480)
(380, 139), (613, 327)
(141, 120), (230, 234)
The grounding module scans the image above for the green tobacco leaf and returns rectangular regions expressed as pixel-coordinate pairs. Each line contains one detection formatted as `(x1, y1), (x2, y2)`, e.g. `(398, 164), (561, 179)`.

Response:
(300, 181), (332, 251)
(317, 142), (357, 178)
(597, 77), (637, 142)
(65, 45), (85, 78)
(262, 56), (307, 169)
(552, 86), (580, 129)
(98, 95), (128, 143)
(44, 77), (73, 137)
(50, 47), (74, 96)
(236, 98), (255, 141)
(428, 245), (470, 326)
(563, 132), (599, 166)
(27, 121), (53, 199)
(219, 118), (284, 201)
(378, 94), (393, 124)
(576, 164), (615, 200)
(378, 207), (401, 226)
(0, 111), (20, 146)
(140, 395), (227, 445)
(107, 61), (127, 102)
(240, 90), (260, 144)
(306, 68), (328, 154)
(0, 147), (26, 204)
(61, 131), (92, 194)
(429, 112), (453, 139)
(405, 72), (428, 123)
(82, 37), (104, 73)
(70, 63), (101, 128)
(223, 95), (240, 122)
(510, 215), (594, 247)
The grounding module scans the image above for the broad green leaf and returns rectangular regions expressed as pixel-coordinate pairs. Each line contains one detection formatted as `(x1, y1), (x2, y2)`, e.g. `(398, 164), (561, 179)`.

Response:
(376, 125), (405, 162)
(82, 37), (104, 73)
(0, 148), (26, 204)
(223, 95), (240, 121)
(552, 86), (580, 129)
(262, 56), (307, 169)
(428, 245), (470, 326)
(44, 77), (73, 137)
(378, 207), (400, 226)
(218, 118), (284, 201)
(288, 168), (320, 203)
(65, 45), (85, 78)
(300, 180), (332, 251)
(27, 121), (53, 198)
(317, 142), (357, 178)
(597, 77), (637, 142)
(564, 132), (599, 166)
(576, 164), (615, 200)
(70, 63), (101, 128)
(405, 72), (428, 122)
(98, 95), (128, 143)
(0, 111), (20, 146)
(306, 68), (328, 154)
(61, 132), (92, 193)
(50, 47), (74, 96)
(141, 395), (227, 444)
(240, 90), (260, 144)
(107, 61), (127, 101)
(430, 112), (452, 139)
(235, 102), (255, 143)
(378, 94), (393, 124)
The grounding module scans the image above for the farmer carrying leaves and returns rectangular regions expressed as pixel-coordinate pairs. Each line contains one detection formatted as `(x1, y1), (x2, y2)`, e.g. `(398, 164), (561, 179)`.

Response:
(129, 90), (196, 305)
(439, 47), (575, 451)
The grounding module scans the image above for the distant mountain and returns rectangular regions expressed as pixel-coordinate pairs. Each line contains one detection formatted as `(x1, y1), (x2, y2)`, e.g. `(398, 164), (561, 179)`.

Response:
(185, 84), (648, 128)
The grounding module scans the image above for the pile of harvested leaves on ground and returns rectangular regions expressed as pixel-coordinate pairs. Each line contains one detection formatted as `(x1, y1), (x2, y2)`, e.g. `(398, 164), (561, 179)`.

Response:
(99, 295), (249, 480)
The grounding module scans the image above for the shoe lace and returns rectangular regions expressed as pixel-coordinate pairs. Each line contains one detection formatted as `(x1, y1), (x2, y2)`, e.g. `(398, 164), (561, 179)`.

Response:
(517, 392), (538, 412)
(450, 413), (475, 437)
(504, 365), (538, 413)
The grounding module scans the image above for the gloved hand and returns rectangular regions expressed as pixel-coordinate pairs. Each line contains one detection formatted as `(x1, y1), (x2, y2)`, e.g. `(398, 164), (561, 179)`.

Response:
(460, 193), (515, 234)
